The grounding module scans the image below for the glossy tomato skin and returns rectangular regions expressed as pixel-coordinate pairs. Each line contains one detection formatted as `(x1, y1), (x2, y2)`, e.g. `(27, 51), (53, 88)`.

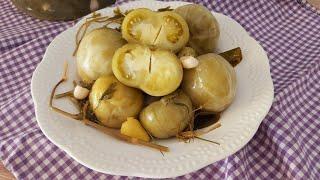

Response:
(182, 53), (236, 112)
(140, 91), (193, 138)
(112, 43), (183, 96)
(77, 28), (126, 83)
(122, 8), (189, 52)
(174, 4), (220, 54)
(89, 76), (143, 128)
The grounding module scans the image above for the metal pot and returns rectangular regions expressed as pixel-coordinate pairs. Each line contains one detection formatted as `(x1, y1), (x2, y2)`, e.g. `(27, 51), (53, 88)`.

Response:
(11, 0), (116, 21)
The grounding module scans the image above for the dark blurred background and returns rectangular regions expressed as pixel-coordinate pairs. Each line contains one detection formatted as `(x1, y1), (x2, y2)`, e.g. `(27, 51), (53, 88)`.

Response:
(11, 0), (116, 21)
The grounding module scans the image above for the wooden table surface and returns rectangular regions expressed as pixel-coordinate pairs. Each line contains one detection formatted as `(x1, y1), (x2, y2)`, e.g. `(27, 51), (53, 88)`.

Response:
(0, 1), (318, 179)
(308, 0), (320, 8)
(0, 162), (15, 180)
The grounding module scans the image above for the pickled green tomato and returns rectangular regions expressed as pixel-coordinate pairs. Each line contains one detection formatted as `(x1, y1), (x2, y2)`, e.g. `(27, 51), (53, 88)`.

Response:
(112, 43), (183, 96)
(76, 28), (126, 83)
(182, 53), (236, 112)
(140, 91), (193, 138)
(89, 76), (143, 128)
(122, 8), (189, 52)
(174, 4), (220, 54)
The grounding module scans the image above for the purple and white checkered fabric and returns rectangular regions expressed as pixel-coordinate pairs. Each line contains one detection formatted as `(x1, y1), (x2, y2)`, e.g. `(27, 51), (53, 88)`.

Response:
(1, 0), (319, 179)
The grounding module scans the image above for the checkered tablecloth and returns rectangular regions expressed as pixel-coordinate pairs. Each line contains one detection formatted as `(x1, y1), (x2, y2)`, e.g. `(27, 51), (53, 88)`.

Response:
(0, 0), (319, 179)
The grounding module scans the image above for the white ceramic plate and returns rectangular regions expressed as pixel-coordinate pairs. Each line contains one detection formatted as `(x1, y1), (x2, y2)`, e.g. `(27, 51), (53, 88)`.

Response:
(31, 0), (274, 178)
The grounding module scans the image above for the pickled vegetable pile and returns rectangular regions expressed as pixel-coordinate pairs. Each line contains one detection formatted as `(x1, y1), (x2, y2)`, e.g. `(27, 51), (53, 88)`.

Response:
(51, 4), (242, 151)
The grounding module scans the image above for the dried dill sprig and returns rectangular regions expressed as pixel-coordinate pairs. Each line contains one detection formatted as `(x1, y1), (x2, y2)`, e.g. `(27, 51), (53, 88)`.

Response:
(73, 8), (127, 56)
(176, 104), (221, 145)
(50, 62), (169, 152)
(194, 137), (220, 145)
(162, 91), (190, 114)
(176, 121), (221, 145)
(83, 119), (169, 152)
(95, 82), (117, 109)
(49, 62), (82, 120)
(100, 82), (117, 101)
(86, 108), (100, 124)
(68, 96), (81, 110)
(54, 90), (73, 99)
(54, 81), (93, 99)
(157, 6), (173, 12)
(148, 56), (152, 73)
(113, 7), (127, 17)
(78, 80), (94, 90)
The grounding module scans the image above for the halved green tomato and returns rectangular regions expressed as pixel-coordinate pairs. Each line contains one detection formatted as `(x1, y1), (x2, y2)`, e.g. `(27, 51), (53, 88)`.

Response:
(122, 8), (189, 52)
(112, 43), (183, 96)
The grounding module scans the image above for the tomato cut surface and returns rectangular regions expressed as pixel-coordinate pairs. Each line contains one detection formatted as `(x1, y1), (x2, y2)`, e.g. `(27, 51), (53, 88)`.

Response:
(112, 43), (183, 96)
(122, 9), (189, 52)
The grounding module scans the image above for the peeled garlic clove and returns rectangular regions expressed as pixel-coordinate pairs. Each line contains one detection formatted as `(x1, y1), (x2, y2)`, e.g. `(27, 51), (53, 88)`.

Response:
(180, 56), (199, 69)
(73, 85), (90, 100)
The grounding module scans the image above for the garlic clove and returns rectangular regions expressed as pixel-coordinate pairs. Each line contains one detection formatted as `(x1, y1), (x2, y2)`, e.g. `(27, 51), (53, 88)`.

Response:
(73, 85), (90, 100)
(180, 56), (199, 69)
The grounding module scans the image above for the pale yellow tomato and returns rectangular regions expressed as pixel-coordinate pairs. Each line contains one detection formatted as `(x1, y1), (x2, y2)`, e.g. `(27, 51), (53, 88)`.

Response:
(140, 91), (193, 138)
(182, 53), (236, 112)
(174, 4), (220, 54)
(77, 28), (126, 83)
(89, 76), (143, 128)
